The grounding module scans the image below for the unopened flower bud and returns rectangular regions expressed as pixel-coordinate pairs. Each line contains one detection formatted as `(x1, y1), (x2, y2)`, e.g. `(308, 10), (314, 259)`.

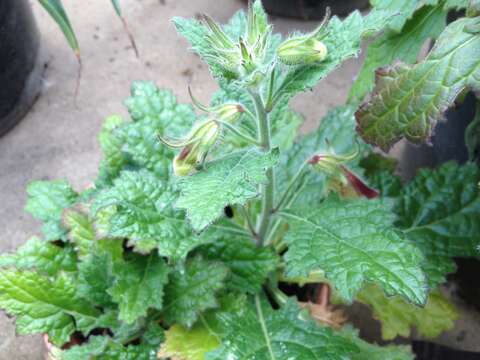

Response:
(308, 149), (378, 199)
(214, 103), (244, 123)
(188, 86), (244, 124)
(277, 37), (328, 66)
(158, 120), (220, 177)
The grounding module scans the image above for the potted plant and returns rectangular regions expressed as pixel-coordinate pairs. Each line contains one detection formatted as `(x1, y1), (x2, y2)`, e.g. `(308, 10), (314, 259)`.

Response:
(0, 0), (137, 137)
(0, 1), (479, 359)
(259, 0), (370, 19)
(0, 0), (45, 136)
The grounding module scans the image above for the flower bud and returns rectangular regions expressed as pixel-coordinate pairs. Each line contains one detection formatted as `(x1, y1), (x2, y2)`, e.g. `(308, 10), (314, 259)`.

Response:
(172, 120), (220, 176)
(308, 150), (378, 199)
(213, 103), (244, 123)
(188, 86), (244, 124)
(277, 36), (328, 66)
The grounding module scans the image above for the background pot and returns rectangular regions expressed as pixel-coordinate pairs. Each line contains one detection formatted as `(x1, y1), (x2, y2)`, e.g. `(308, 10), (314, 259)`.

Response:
(0, 0), (45, 137)
(260, 0), (370, 19)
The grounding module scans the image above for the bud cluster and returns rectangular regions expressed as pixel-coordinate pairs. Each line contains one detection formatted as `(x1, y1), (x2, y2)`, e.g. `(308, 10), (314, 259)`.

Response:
(200, 2), (271, 80)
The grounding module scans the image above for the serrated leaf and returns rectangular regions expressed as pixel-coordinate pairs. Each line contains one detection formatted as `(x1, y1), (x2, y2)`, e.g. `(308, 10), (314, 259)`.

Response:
(200, 237), (278, 294)
(0, 237), (76, 276)
(0, 271), (100, 346)
(356, 17), (480, 151)
(63, 209), (95, 259)
(96, 82), (195, 184)
(121, 82), (195, 178)
(77, 239), (123, 307)
(350, 5), (447, 101)
(163, 256), (229, 327)
(357, 284), (458, 340)
(25, 180), (78, 241)
(159, 323), (220, 360)
(176, 148), (279, 232)
(96, 115), (129, 187)
(339, 326), (414, 360)
(62, 336), (110, 360)
(395, 162), (480, 287)
(282, 196), (427, 304)
(92, 170), (211, 260)
(109, 253), (169, 324)
(207, 299), (358, 360)
(63, 330), (162, 360)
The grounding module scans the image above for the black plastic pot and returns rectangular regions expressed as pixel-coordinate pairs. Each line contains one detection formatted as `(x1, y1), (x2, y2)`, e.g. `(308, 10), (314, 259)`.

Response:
(0, 0), (45, 137)
(261, 0), (370, 20)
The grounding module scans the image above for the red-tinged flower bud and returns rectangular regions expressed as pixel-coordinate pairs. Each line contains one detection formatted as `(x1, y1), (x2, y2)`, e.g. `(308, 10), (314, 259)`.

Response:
(340, 165), (379, 199)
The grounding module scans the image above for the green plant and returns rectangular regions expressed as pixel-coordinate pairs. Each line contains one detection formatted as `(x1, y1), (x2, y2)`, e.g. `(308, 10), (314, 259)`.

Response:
(38, 0), (138, 61)
(2, 1), (480, 358)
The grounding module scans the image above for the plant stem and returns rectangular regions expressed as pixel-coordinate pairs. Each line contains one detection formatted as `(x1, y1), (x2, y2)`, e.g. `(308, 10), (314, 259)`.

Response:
(273, 161), (308, 212)
(240, 206), (259, 243)
(249, 90), (274, 246)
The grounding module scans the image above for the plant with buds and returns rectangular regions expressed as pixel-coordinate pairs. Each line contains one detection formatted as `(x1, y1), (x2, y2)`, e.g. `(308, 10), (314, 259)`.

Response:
(277, 9), (330, 65)
(2, 1), (478, 359)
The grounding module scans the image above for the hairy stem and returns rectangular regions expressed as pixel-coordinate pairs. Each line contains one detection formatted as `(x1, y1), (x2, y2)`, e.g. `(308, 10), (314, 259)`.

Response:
(249, 90), (274, 246)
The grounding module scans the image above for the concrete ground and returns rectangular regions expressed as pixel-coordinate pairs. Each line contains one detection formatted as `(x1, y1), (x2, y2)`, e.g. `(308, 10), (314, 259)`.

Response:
(0, 0), (478, 358)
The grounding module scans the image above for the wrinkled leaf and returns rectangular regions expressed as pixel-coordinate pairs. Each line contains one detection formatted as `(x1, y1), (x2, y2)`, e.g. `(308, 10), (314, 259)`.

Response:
(357, 284), (458, 340)
(163, 256), (229, 327)
(25, 180), (78, 241)
(282, 196), (427, 304)
(356, 17), (480, 151)
(176, 148), (279, 232)
(395, 162), (480, 287)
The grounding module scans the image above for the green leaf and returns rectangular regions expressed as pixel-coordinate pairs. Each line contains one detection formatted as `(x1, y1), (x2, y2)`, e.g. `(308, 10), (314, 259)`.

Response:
(77, 239), (123, 307)
(63, 209), (95, 259)
(357, 284), (458, 340)
(282, 196), (427, 304)
(163, 256), (229, 327)
(199, 237), (278, 294)
(0, 271), (100, 346)
(109, 253), (169, 324)
(395, 162), (480, 287)
(25, 180), (78, 241)
(62, 336), (110, 360)
(339, 326), (414, 360)
(102, 82), (195, 181)
(176, 148), (279, 232)
(63, 329), (163, 360)
(369, 0), (426, 33)
(38, 0), (79, 56)
(367, 171), (403, 198)
(159, 323), (220, 360)
(0, 237), (76, 276)
(207, 298), (358, 359)
(273, 11), (378, 102)
(350, 5), (447, 101)
(356, 16), (480, 151)
(96, 115), (129, 187)
(172, 17), (224, 79)
(92, 170), (211, 260)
